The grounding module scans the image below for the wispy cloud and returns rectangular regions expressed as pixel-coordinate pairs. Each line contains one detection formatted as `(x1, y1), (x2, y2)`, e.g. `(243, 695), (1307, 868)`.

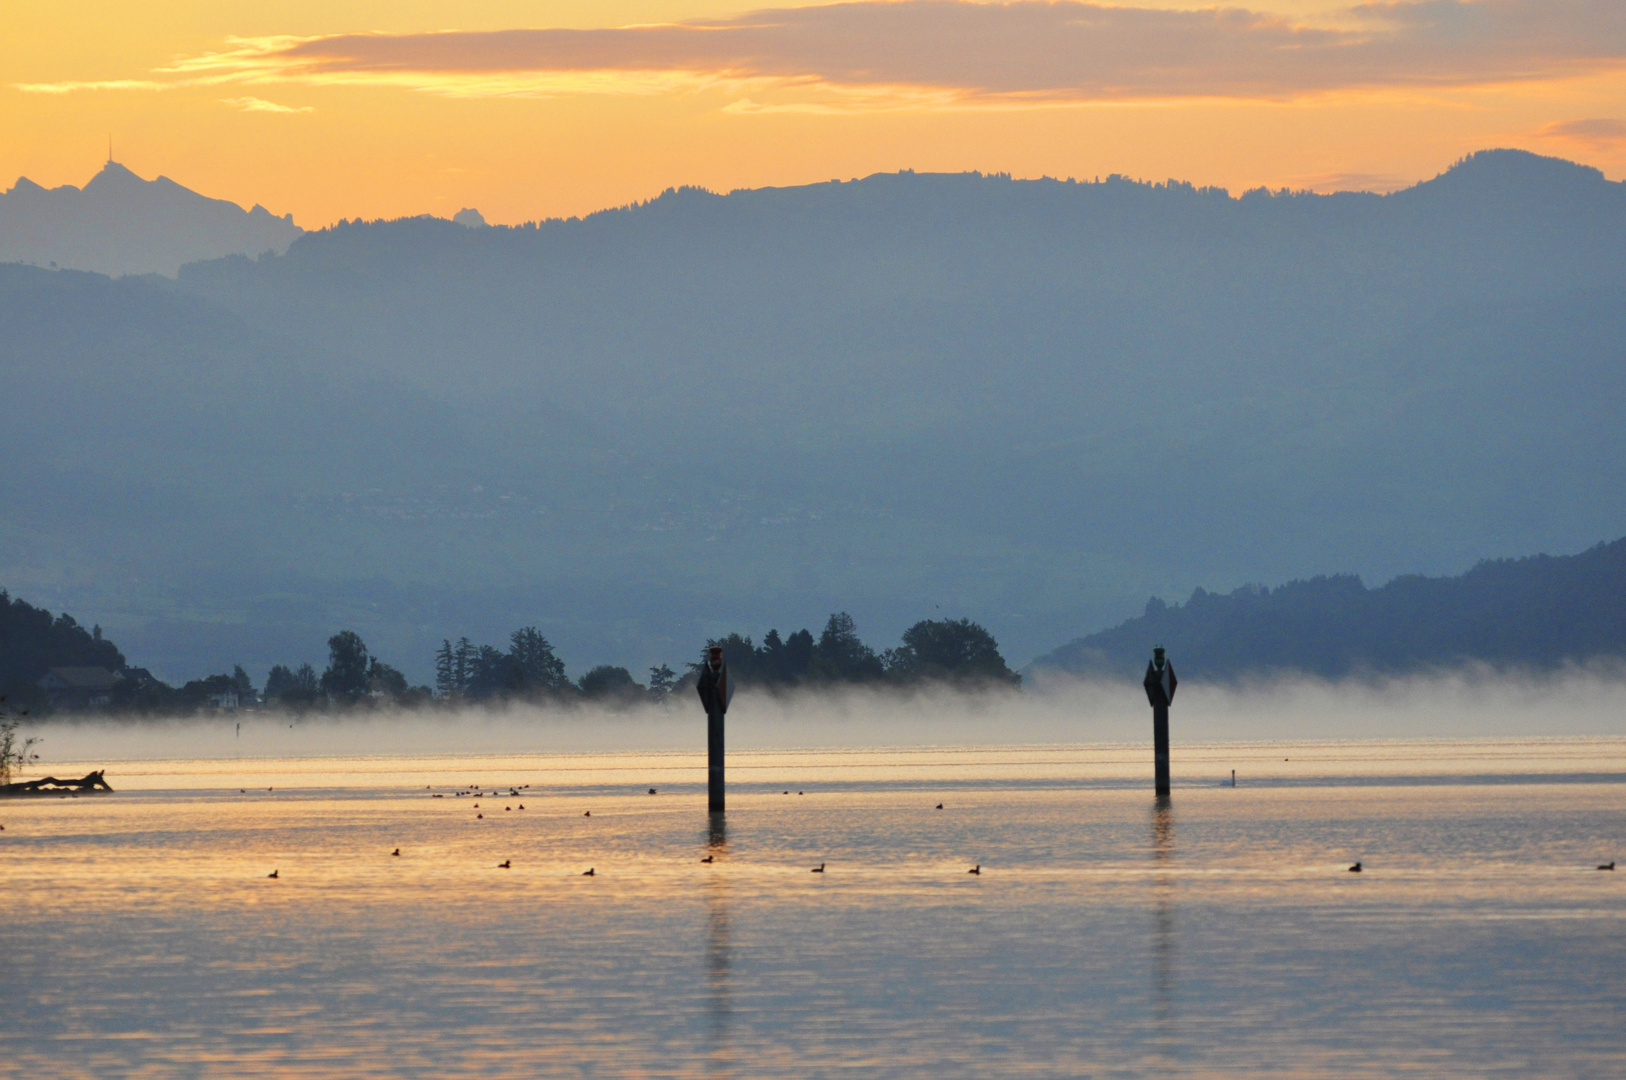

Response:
(15, 78), (171, 94)
(1535, 117), (1626, 149)
(221, 96), (313, 113)
(15, 0), (1626, 108)
(1283, 170), (1414, 193)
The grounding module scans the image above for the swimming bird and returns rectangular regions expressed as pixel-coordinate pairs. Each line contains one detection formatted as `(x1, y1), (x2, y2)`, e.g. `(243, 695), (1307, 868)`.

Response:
(391, 848), (400, 857)
(811, 862), (825, 873)
(936, 803), (944, 810)
(477, 813), (483, 819)
(1349, 861), (1362, 873)
(798, 791), (804, 796)
(518, 804), (524, 809)
(583, 868), (595, 876)
(649, 788), (657, 795)
(968, 865), (980, 875)
(505, 806), (511, 811)
(584, 811), (591, 817)
(1600, 862), (1616, 871)
(267, 869), (279, 879)
(498, 860), (511, 869)
(783, 791), (789, 795)
(701, 855), (714, 864)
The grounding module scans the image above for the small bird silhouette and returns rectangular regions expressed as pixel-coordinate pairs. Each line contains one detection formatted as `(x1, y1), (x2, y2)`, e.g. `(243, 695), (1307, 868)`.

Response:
(584, 810), (591, 817)
(391, 848), (400, 857)
(649, 788), (657, 795)
(498, 860), (511, 869)
(1349, 861), (1363, 873)
(701, 855), (714, 863)
(783, 790), (790, 795)
(1600, 861), (1616, 871)
(583, 867), (595, 876)
(267, 869), (279, 879)
(518, 804), (524, 809)
(798, 791), (804, 796)
(811, 862), (825, 873)
(505, 806), (511, 811)
(936, 803), (944, 810)
(968, 865), (981, 875)
(477, 813), (483, 819)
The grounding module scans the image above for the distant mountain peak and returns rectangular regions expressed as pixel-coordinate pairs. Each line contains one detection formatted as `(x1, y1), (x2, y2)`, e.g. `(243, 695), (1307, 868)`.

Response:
(85, 159), (144, 186)
(0, 160), (302, 277)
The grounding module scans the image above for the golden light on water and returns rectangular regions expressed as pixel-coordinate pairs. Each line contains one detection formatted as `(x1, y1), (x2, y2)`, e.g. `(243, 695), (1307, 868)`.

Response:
(5, 736), (1624, 1076)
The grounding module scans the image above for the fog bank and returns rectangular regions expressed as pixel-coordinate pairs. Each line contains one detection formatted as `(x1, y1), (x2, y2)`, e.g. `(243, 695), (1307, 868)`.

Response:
(22, 664), (1626, 766)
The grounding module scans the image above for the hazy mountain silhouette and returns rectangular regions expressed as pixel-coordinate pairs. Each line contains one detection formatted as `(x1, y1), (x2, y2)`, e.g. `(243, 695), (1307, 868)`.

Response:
(1030, 535), (1626, 681)
(3, 148), (1623, 683)
(0, 160), (301, 277)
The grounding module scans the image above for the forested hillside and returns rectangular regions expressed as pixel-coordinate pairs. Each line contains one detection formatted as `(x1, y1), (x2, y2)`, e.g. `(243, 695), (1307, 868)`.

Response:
(0, 590), (125, 706)
(1031, 537), (1626, 680)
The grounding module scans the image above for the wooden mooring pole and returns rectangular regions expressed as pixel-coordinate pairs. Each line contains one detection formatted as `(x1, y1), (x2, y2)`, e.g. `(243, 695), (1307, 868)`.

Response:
(1153, 703), (1171, 798)
(708, 708), (725, 813)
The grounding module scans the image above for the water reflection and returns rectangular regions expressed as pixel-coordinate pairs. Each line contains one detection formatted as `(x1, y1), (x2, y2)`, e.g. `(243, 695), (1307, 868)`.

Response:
(705, 815), (732, 1076)
(1149, 797), (1176, 1044)
(8, 741), (1625, 1077)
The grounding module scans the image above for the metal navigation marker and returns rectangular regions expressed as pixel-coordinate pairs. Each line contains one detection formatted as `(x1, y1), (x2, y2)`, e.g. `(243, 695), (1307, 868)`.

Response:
(696, 644), (732, 813)
(1143, 646), (1178, 798)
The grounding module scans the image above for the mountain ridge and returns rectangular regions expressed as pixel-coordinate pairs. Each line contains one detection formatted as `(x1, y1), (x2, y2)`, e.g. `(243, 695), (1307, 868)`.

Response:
(0, 160), (301, 277)
(3, 148), (1623, 683)
(1029, 535), (1626, 681)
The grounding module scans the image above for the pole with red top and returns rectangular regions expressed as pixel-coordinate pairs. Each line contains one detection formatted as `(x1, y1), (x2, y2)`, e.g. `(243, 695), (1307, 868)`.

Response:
(697, 645), (731, 812)
(1143, 646), (1177, 798)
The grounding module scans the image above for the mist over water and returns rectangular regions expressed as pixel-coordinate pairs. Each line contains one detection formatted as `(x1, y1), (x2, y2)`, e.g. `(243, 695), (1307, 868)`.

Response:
(27, 665), (1626, 767)
(6, 729), (1624, 1077)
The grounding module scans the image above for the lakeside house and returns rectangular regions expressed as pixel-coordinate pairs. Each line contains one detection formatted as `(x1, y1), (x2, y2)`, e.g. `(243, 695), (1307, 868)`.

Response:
(37, 666), (123, 710)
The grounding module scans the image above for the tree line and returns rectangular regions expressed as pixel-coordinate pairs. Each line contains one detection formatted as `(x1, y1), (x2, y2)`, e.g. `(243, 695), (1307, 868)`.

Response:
(1, 585), (1019, 716)
(697, 612), (1020, 689)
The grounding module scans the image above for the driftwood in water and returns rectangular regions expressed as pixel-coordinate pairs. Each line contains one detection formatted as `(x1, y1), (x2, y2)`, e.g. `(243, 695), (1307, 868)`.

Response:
(0, 769), (113, 796)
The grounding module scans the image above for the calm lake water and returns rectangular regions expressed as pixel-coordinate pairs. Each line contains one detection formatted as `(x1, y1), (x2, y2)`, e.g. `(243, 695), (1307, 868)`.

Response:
(4, 737), (1624, 1077)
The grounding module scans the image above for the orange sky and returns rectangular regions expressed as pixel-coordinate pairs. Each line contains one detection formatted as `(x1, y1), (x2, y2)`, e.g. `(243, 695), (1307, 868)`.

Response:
(3, 0), (1624, 226)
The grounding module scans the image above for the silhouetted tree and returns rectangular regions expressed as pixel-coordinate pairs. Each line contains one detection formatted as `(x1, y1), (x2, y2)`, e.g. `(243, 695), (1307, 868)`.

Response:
(813, 612), (884, 682)
(579, 665), (644, 705)
(648, 664), (677, 701)
(508, 627), (569, 694)
(884, 618), (1019, 686)
(321, 630), (372, 703)
(759, 627), (815, 684)
(367, 658), (409, 699)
